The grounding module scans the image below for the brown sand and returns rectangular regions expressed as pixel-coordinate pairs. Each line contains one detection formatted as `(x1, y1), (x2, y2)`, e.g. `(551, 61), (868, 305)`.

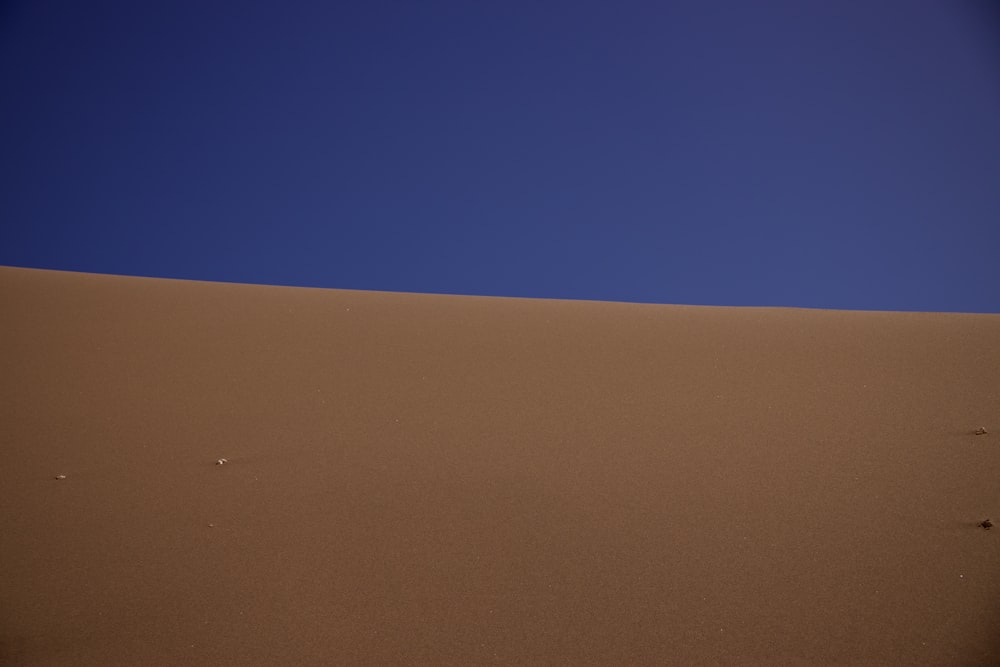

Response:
(1, 266), (998, 666)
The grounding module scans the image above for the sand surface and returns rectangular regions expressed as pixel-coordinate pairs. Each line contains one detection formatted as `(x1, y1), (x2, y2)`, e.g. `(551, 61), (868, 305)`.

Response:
(1, 266), (998, 666)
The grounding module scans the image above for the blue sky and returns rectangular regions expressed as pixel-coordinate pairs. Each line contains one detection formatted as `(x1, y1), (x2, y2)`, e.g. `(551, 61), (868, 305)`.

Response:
(2, 1), (998, 312)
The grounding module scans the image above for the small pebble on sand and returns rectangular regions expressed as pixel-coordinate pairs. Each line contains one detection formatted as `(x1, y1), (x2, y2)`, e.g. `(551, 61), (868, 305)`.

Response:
(55, 474), (66, 480)
(215, 458), (228, 465)
(974, 427), (988, 435)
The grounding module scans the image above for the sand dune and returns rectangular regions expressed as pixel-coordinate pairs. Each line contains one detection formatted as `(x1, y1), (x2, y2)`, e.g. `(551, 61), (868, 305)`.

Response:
(1, 266), (998, 666)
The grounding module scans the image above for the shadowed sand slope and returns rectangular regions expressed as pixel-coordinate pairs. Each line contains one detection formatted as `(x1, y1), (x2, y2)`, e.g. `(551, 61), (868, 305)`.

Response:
(1, 266), (998, 666)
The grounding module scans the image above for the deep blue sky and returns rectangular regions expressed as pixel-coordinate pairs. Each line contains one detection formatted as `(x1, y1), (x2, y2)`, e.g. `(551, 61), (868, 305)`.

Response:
(2, 1), (999, 312)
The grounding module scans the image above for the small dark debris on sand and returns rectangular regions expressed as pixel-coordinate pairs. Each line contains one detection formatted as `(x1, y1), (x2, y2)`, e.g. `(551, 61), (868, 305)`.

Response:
(215, 458), (228, 465)
(54, 475), (66, 480)
(979, 519), (993, 530)
(973, 427), (988, 435)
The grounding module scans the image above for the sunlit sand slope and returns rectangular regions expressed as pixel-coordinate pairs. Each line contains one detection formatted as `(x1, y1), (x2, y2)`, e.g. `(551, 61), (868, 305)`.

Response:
(2, 266), (998, 666)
